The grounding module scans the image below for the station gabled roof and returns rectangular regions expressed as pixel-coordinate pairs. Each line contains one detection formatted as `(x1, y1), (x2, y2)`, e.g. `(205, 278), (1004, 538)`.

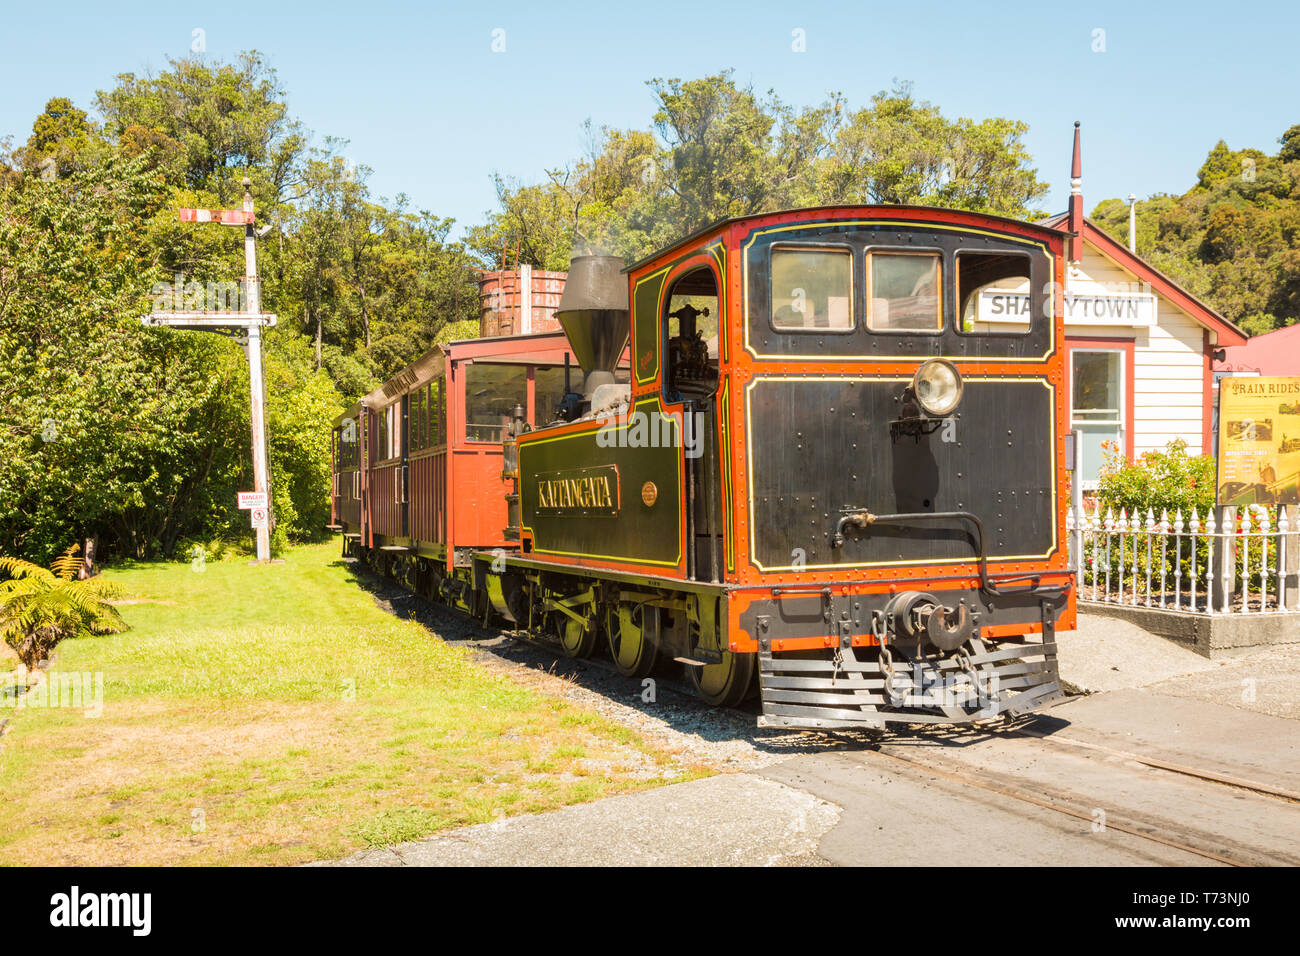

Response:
(1040, 209), (1246, 347)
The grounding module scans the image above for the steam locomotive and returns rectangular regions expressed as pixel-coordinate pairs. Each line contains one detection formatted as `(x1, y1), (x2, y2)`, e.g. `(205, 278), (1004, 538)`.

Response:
(330, 205), (1075, 728)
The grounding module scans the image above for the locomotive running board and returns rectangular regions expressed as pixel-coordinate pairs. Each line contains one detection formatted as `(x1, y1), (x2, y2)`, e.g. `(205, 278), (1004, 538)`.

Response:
(756, 635), (1064, 730)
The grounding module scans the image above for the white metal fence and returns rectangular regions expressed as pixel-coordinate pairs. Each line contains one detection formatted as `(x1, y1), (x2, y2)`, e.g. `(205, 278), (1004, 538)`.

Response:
(1066, 503), (1300, 614)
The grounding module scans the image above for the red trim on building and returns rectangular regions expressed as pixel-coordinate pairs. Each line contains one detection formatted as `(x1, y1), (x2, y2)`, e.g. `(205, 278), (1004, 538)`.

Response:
(1041, 213), (1247, 348)
(1067, 335), (1136, 462)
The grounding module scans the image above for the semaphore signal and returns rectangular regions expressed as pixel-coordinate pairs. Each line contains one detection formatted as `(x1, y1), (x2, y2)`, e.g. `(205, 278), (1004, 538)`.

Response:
(141, 178), (278, 563)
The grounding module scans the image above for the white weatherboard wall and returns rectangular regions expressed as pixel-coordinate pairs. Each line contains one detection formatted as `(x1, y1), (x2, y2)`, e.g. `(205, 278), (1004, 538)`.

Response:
(1067, 243), (1207, 456)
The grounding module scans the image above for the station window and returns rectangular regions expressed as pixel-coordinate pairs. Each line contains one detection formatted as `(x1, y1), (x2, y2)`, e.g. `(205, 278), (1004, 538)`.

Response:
(866, 252), (942, 331)
(770, 247), (852, 331)
(1072, 349), (1126, 487)
(465, 363), (526, 443)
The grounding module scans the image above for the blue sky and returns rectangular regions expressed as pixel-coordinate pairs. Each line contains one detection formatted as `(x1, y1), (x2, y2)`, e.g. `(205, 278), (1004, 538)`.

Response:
(2, 0), (1297, 238)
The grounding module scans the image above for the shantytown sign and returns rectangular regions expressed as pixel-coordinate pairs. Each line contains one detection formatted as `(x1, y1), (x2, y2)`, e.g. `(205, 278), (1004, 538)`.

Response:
(977, 289), (1157, 327)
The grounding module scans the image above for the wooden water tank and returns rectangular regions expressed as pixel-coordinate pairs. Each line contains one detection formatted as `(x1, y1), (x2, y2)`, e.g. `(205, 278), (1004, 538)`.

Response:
(478, 265), (567, 337)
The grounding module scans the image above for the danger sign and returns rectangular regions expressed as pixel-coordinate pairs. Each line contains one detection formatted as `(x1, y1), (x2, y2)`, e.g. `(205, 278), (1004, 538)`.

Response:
(238, 491), (268, 509)
(250, 507), (268, 529)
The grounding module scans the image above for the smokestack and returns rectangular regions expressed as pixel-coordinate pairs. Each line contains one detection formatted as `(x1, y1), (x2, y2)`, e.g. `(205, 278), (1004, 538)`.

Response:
(554, 255), (629, 396)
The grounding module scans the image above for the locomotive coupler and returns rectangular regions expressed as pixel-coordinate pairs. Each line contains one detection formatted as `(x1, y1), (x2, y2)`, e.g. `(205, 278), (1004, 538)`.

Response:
(884, 590), (975, 653)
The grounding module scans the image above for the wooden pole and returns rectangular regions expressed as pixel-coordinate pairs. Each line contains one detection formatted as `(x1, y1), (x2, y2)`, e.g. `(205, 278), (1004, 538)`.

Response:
(243, 178), (271, 563)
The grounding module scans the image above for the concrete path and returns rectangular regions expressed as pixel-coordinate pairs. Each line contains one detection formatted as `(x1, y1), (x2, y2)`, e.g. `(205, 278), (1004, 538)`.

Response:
(1042, 688), (1300, 790)
(758, 751), (1222, 866)
(321, 682), (1300, 867)
(1055, 614), (1220, 694)
(316, 774), (837, 867)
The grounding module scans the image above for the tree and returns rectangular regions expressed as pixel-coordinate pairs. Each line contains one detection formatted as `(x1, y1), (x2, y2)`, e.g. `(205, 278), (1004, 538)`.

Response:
(821, 83), (1047, 216)
(470, 76), (1049, 270)
(0, 545), (125, 668)
(1094, 127), (1300, 334)
(1279, 125), (1300, 164)
(95, 52), (305, 201)
(1, 53), (483, 564)
(16, 97), (104, 178)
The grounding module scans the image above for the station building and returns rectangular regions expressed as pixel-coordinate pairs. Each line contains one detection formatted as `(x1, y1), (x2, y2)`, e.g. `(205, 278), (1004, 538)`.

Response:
(975, 124), (1248, 486)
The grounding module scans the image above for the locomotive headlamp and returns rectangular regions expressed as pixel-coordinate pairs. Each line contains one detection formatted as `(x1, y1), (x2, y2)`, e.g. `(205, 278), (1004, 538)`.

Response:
(913, 359), (963, 417)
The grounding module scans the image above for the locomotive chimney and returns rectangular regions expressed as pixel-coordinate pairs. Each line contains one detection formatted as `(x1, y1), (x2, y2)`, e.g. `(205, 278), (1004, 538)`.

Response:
(554, 255), (629, 396)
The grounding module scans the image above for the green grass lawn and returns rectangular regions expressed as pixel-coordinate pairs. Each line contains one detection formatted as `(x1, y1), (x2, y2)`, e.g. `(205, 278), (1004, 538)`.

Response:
(0, 542), (702, 865)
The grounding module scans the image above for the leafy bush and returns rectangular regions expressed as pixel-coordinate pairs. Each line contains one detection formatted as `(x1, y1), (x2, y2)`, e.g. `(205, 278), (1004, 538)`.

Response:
(1096, 438), (1216, 519)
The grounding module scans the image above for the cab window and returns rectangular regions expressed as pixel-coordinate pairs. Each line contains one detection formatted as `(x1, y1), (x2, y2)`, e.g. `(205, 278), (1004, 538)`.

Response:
(956, 250), (1034, 335)
(535, 365), (586, 426)
(867, 252), (942, 331)
(664, 266), (720, 400)
(770, 247), (852, 331)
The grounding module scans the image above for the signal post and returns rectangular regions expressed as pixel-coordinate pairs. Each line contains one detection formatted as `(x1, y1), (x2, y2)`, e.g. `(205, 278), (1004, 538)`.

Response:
(142, 178), (278, 562)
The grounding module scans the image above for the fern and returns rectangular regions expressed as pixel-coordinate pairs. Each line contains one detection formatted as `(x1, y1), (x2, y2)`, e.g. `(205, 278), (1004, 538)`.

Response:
(0, 544), (126, 668)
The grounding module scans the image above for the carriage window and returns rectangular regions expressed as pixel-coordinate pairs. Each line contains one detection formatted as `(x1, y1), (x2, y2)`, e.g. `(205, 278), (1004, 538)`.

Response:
(867, 252), (942, 331)
(336, 420), (359, 469)
(770, 248), (852, 330)
(378, 403), (400, 461)
(956, 250), (1034, 334)
(421, 386), (430, 448)
(434, 379), (445, 447)
(465, 363), (527, 443)
(412, 388), (425, 451)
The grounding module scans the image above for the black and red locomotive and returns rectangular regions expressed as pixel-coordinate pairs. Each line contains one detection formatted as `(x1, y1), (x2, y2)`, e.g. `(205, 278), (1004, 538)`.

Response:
(331, 205), (1075, 728)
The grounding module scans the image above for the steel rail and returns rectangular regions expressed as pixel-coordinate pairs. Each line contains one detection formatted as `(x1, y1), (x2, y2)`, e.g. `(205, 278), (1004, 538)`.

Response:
(864, 747), (1251, 867)
(1008, 728), (1300, 804)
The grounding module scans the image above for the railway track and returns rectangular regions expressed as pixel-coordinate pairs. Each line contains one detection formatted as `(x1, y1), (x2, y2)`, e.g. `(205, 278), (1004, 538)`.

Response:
(1005, 728), (1300, 805)
(858, 727), (1300, 866)
(498, 624), (1299, 866)
(362, 563), (1300, 866)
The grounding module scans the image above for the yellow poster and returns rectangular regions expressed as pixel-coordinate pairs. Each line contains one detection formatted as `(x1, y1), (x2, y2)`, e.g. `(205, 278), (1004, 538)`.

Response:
(1217, 376), (1300, 506)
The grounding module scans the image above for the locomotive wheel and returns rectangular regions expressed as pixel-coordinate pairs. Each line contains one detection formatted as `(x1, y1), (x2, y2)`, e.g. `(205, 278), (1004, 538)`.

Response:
(688, 651), (757, 708)
(606, 604), (659, 679)
(555, 613), (598, 659)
